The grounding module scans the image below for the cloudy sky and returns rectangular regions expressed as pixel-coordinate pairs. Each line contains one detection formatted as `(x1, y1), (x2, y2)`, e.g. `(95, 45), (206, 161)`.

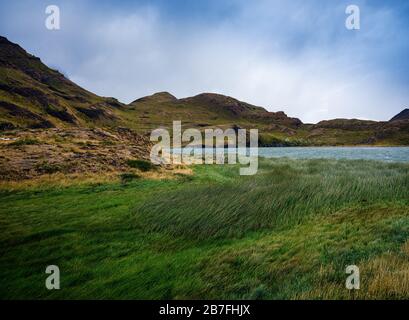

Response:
(0, 0), (408, 123)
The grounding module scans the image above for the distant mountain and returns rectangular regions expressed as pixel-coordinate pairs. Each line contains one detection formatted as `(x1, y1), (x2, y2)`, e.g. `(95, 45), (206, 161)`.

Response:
(313, 119), (379, 131)
(390, 109), (409, 122)
(1, 36), (408, 146)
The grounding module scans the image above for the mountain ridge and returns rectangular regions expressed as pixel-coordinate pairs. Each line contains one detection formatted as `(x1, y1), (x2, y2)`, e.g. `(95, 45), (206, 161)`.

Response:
(1, 36), (408, 146)
(0, 36), (124, 130)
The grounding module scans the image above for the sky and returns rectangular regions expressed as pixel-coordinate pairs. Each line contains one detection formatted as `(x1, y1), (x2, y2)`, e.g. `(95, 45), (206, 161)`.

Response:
(0, 0), (408, 123)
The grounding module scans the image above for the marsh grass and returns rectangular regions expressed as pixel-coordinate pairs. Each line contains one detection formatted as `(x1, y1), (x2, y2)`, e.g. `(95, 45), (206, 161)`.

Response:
(0, 158), (408, 299)
(133, 158), (409, 239)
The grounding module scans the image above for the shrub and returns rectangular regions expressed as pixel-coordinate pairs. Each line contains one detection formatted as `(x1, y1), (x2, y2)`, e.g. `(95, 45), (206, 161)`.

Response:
(120, 172), (140, 183)
(126, 159), (155, 172)
(35, 161), (61, 174)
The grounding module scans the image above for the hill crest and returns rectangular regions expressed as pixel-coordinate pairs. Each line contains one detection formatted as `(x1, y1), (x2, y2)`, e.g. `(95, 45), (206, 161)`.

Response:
(1, 36), (408, 146)
(390, 108), (409, 122)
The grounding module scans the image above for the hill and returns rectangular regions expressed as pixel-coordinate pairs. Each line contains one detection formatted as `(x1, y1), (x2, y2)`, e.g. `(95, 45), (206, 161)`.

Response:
(124, 91), (302, 135)
(1, 36), (409, 147)
(0, 36), (123, 130)
(390, 108), (409, 122)
(0, 36), (153, 179)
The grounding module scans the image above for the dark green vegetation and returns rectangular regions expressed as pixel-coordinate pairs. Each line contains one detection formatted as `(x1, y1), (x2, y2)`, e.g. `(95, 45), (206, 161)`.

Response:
(9, 137), (39, 146)
(126, 159), (156, 172)
(1, 158), (408, 299)
(1, 35), (409, 146)
(119, 172), (141, 183)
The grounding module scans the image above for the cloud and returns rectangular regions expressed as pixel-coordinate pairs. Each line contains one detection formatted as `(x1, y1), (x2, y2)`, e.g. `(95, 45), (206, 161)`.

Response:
(0, 0), (408, 122)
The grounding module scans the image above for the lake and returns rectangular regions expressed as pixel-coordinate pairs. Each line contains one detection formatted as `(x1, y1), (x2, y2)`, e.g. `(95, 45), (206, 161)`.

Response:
(172, 147), (409, 162)
(259, 147), (409, 162)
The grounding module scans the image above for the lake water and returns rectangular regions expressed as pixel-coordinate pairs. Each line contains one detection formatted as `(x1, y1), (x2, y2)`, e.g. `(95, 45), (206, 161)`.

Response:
(172, 147), (409, 162)
(258, 147), (409, 162)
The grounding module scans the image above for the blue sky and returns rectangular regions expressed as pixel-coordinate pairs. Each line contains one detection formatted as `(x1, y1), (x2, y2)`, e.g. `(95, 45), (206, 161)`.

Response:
(0, 0), (408, 122)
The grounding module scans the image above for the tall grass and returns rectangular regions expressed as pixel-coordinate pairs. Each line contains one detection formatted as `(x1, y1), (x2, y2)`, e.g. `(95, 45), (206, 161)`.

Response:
(133, 158), (409, 239)
(0, 158), (408, 299)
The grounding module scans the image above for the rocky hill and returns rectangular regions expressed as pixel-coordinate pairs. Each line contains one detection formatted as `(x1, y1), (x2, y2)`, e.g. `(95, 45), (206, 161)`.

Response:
(0, 36), (123, 130)
(1, 35), (408, 147)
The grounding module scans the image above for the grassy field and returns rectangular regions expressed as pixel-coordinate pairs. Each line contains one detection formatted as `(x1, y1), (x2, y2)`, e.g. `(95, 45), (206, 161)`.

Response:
(0, 158), (409, 299)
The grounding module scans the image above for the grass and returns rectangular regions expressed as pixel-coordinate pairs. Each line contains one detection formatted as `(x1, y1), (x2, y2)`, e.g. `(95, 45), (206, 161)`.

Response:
(9, 137), (40, 146)
(0, 158), (408, 299)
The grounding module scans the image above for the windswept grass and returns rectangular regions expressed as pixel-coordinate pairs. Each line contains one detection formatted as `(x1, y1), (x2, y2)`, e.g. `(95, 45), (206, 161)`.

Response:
(133, 158), (409, 239)
(0, 158), (408, 299)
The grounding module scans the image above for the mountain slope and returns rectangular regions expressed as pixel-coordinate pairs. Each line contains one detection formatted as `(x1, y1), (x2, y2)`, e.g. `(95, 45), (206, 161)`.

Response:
(1, 36), (408, 146)
(0, 36), (123, 129)
(390, 108), (409, 122)
(180, 93), (302, 127)
(131, 91), (178, 104)
(124, 91), (303, 138)
(126, 92), (409, 146)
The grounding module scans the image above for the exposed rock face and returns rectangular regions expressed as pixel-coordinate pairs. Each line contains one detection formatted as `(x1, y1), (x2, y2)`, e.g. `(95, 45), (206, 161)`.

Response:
(0, 101), (54, 128)
(75, 103), (118, 121)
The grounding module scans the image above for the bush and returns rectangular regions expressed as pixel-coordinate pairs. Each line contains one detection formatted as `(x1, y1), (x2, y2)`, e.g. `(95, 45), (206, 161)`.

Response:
(120, 172), (140, 183)
(35, 161), (61, 174)
(126, 159), (155, 172)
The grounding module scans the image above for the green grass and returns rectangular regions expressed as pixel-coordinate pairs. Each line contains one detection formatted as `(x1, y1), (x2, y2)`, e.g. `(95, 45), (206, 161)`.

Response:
(0, 158), (408, 299)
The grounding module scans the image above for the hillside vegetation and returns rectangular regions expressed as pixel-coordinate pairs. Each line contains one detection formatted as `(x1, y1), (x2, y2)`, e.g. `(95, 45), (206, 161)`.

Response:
(1, 36), (409, 147)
